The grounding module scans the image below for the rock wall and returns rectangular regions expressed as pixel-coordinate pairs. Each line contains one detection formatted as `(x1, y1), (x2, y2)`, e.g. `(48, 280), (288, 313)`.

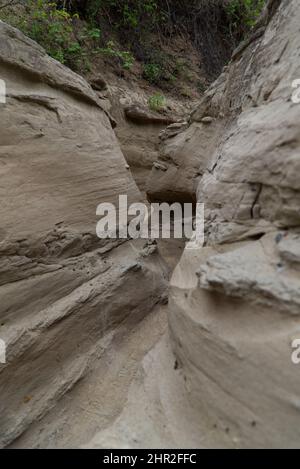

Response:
(0, 21), (168, 448)
(146, 118), (223, 203)
(169, 0), (300, 448)
(1, 0), (300, 449)
(93, 83), (189, 194)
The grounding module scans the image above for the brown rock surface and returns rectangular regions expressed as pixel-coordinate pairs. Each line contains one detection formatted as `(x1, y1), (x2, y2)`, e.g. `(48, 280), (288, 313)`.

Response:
(0, 21), (168, 448)
(79, 0), (300, 449)
(168, 0), (300, 448)
(1, 0), (300, 450)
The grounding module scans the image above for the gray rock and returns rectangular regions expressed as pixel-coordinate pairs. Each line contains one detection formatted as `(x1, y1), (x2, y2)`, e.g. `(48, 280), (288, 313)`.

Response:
(201, 116), (214, 124)
(168, 0), (300, 448)
(0, 21), (168, 448)
(278, 234), (300, 266)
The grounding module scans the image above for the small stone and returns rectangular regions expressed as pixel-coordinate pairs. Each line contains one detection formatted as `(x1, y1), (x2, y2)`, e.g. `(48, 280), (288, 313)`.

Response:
(201, 116), (214, 124)
(89, 75), (107, 91)
(167, 122), (187, 130)
(23, 395), (32, 404)
(153, 161), (168, 172)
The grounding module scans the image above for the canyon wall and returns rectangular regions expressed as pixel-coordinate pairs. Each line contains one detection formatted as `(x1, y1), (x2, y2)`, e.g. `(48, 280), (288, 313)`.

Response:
(1, 0), (300, 449)
(168, 0), (300, 448)
(0, 21), (168, 448)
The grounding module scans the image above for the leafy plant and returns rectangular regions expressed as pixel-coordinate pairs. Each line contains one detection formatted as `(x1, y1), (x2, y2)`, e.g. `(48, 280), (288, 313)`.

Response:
(0, 0), (267, 81)
(86, 27), (101, 40)
(100, 40), (134, 70)
(142, 47), (181, 86)
(6, 0), (84, 68)
(143, 63), (162, 84)
(148, 93), (166, 112)
(122, 4), (139, 28)
(226, 0), (266, 33)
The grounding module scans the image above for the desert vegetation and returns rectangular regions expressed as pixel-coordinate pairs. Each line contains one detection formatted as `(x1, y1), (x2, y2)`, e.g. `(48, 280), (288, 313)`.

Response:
(0, 0), (266, 79)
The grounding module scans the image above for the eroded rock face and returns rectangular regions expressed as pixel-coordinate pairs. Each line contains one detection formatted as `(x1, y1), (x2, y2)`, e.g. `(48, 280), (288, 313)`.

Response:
(169, 0), (300, 448)
(106, 87), (189, 194)
(146, 119), (224, 203)
(1, 0), (299, 449)
(0, 21), (168, 447)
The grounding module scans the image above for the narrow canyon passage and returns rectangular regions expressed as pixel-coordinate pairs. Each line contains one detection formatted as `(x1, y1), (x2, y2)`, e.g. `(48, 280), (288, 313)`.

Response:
(1, 0), (300, 450)
(0, 16), (190, 449)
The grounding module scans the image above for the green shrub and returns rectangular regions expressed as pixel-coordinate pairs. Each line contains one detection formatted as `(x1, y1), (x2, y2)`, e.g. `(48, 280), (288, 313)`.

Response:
(148, 93), (166, 112)
(142, 48), (181, 86)
(4, 0), (86, 69)
(0, 0), (267, 80)
(86, 0), (162, 28)
(99, 41), (134, 70)
(85, 27), (102, 40)
(197, 80), (207, 94)
(143, 63), (162, 84)
(226, 0), (266, 32)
